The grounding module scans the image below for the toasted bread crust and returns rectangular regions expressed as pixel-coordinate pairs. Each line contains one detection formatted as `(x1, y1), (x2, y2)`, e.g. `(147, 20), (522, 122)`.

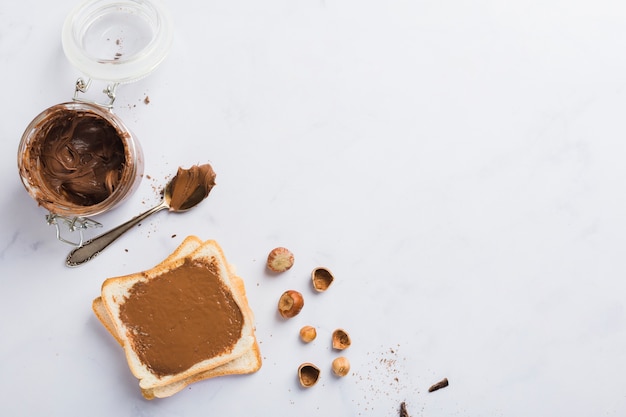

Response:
(142, 339), (262, 399)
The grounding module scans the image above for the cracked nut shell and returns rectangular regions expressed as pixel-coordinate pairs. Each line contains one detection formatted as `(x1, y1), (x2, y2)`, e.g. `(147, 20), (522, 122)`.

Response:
(298, 363), (320, 387)
(332, 328), (351, 350)
(267, 247), (295, 273)
(331, 356), (351, 377)
(278, 290), (304, 318)
(311, 267), (334, 292)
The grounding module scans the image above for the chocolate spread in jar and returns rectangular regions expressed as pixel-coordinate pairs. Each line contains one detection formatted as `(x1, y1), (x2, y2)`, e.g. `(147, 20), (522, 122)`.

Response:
(118, 259), (244, 377)
(168, 164), (216, 211)
(29, 107), (127, 206)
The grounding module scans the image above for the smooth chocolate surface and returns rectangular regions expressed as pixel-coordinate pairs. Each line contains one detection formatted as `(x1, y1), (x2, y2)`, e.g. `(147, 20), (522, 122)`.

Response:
(119, 259), (244, 377)
(168, 164), (216, 211)
(30, 108), (126, 206)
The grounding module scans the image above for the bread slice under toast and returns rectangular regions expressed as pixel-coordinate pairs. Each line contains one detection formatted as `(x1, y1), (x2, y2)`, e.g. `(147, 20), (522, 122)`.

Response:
(95, 236), (261, 398)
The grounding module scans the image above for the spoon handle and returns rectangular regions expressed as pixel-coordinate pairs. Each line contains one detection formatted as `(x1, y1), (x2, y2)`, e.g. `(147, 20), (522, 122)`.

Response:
(66, 202), (168, 267)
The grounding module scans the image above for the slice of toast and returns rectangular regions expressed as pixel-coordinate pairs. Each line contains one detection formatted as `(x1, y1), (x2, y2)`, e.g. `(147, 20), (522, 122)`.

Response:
(95, 236), (261, 398)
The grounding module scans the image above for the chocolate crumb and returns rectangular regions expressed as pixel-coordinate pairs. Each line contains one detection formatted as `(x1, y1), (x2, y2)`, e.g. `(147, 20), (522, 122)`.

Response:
(400, 401), (410, 417)
(428, 377), (449, 392)
(144, 96), (150, 105)
(171, 234), (177, 238)
(124, 249), (129, 252)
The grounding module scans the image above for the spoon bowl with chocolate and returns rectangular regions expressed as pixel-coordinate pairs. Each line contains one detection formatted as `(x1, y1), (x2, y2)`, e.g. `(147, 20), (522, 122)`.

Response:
(66, 164), (216, 267)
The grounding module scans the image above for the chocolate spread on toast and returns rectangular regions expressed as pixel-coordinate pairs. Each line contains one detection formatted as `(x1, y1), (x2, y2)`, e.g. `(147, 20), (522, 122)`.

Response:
(119, 259), (244, 377)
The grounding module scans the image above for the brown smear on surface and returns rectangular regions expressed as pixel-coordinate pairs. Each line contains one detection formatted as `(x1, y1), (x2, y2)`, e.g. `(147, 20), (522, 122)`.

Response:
(168, 164), (216, 211)
(119, 259), (243, 377)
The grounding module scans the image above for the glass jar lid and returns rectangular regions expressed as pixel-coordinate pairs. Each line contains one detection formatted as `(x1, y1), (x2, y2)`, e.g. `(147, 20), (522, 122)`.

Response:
(61, 0), (173, 84)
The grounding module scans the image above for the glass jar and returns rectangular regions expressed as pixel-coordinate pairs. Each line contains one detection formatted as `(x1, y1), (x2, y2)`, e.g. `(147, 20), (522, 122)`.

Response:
(16, 0), (172, 245)
(17, 101), (143, 218)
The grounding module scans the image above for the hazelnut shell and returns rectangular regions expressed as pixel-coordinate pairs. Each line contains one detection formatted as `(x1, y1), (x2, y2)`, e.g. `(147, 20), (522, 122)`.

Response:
(311, 267), (334, 292)
(298, 363), (320, 387)
(332, 328), (351, 350)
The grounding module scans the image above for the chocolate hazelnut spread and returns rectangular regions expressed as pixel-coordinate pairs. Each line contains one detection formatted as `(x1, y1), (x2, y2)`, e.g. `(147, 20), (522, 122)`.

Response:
(27, 107), (127, 206)
(168, 164), (216, 211)
(18, 102), (144, 218)
(119, 259), (244, 377)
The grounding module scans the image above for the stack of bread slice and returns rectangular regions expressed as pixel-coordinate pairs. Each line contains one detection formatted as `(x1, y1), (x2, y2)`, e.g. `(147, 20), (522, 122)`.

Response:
(93, 236), (262, 399)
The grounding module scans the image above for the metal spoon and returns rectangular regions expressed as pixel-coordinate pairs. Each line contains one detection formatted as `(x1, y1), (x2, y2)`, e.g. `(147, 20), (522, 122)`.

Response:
(65, 180), (207, 267)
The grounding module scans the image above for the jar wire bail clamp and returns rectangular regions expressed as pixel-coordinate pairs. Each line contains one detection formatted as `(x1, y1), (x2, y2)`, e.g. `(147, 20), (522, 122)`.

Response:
(73, 77), (120, 108)
(46, 214), (103, 247)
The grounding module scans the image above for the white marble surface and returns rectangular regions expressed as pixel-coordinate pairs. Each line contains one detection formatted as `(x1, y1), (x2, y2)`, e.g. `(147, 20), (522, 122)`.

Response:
(2, 0), (626, 415)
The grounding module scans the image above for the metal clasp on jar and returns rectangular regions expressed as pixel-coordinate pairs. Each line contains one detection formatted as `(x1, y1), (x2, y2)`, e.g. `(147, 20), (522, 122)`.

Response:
(46, 213), (102, 246)
(73, 77), (119, 108)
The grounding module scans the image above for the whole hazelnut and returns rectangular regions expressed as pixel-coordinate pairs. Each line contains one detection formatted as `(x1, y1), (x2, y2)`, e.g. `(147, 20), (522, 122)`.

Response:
(331, 356), (351, 377)
(299, 325), (317, 343)
(267, 247), (295, 273)
(278, 290), (304, 318)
